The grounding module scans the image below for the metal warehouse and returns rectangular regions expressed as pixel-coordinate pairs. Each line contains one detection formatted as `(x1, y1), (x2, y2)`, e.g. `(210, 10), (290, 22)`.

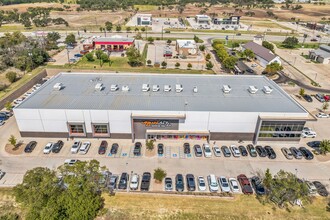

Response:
(14, 73), (312, 143)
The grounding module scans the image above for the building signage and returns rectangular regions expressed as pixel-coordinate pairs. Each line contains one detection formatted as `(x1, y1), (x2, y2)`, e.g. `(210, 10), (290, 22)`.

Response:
(142, 120), (172, 128)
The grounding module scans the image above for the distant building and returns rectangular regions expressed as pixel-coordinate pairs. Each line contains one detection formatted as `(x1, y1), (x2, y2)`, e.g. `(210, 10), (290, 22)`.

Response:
(273, 0), (286, 3)
(93, 36), (135, 52)
(212, 16), (241, 27)
(176, 40), (197, 57)
(242, 41), (281, 68)
(137, 14), (152, 26)
(309, 45), (330, 64)
(195, 15), (211, 24)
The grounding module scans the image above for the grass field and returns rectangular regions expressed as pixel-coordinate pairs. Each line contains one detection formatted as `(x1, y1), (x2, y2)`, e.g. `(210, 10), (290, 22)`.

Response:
(274, 42), (320, 49)
(242, 20), (292, 30)
(134, 5), (158, 11)
(102, 193), (330, 219)
(213, 39), (250, 48)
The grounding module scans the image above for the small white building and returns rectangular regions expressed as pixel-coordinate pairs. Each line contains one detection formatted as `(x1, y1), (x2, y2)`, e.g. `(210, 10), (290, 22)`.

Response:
(309, 45), (330, 64)
(195, 15), (211, 24)
(176, 40), (197, 56)
(242, 41), (281, 68)
(137, 14), (152, 26)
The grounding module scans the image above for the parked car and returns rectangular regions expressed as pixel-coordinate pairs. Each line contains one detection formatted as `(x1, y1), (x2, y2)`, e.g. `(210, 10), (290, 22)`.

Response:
(303, 94), (313, 102)
(213, 145), (221, 157)
(305, 181), (317, 195)
(129, 173), (139, 190)
(183, 143), (190, 154)
(186, 174), (196, 191)
(175, 174), (184, 192)
(71, 141), (81, 154)
(299, 147), (314, 160)
(203, 144), (212, 157)
(230, 145), (241, 157)
(158, 143), (164, 155)
(238, 145), (248, 156)
(221, 146), (231, 157)
(256, 146), (267, 157)
(0, 170), (6, 180)
(219, 176), (231, 193)
(207, 174), (219, 192)
(98, 140), (108, 155)
(64, 159), (79, 166)
(24, 141), (37, 153)
(0, 111), (12, 118)
(264, 146), (276, 159)
(307, 141), (321, 148)
(165, 177), (173, 191)
(194, 144), (203, 157)
(301, 131), (317, 138)
(281, 147), (293, 160)
(247, 144), (257, 157)
(312, 181), (329, 197)
(229, 178), (240, 193)
(315, 112), (329, 118)
(133, 142), (142, 156)
(74, 53), (83, 57)
(141, 172), (151, 191)
(251, 176), (266, 195)
(79, 141), (91, 154)
(237, 174), (253, 194)
(52, 140), (64, 153)
(108, 175), (118, 191)
(111, 143), (119, 154)
(290, 147), (303, 159)
(310, 38), (318, 42)
(47, 58), (56, 62)
(43, 142), (53, 154)
(198, 176), (206, 191)
(315, 93), (325, 102)
(118, 173), (128, 190)
(0, 120), (4, 126)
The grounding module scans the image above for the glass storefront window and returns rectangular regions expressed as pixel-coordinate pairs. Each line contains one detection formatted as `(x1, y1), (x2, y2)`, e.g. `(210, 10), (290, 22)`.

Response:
(69, 124), (85, 135)
(93, 124), (108, 134)
(258, 121), (305, 139)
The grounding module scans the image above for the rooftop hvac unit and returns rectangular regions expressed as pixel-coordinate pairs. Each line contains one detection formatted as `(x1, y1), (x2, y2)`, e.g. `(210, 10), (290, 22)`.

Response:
(248, 86), (258, 94)
(53, 82), (63, 91)
(164, 85), (171, 92)
(95, 83), (104, 91)
(122, 85), (129, 92)
(222, 85), (231, 94)
(142, 84), (150, 92)
(176, 84), (183, 93)
(193, 86), (198, 93)
(110, 84), (119, 91)
(263, 86), (273, 94)
(153, 85), (160, 92)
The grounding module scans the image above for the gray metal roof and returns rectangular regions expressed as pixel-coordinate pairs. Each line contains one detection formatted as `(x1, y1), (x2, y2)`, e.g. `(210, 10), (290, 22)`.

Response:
(243, 41), (277, 62)
(17, 73), (307, 113)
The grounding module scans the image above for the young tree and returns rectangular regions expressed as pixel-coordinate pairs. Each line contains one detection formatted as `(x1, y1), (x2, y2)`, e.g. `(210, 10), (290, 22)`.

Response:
(126, 47), (143, 67)
(8, 135), (17, 147)
(95, 50), (103, 60)
(141, 27), (146, 32)
(205, 53), (211, 61)
(85, 53), (94, 62)
(175, 62), (180, 69)
(187, 63), (192, 69)
(223, 56), (238, 70)
(299, 88), (305, 97)
(199, 45), (206, 51)
(105, 21), (113, 32)
(263, 168), (273, 190)
(232, 42), (240, 48)
(65, 33), (76, 45)
(6, 71), (17, 83)
(265, 62), (283, 75)
(100, 53), (109, 63)
(206, 61), (214, 70)
(147, 59), (152, 66)
(262, 41), (275, 53)
(5, 101), (12, 111)
(116, 25), (121, 32)
(167, 39), (172, 44)
(126, 26), (132, 32)
(146, 139), (154, 151)
(244, 49), (255, 60)
(282, 36), (299, 49)
(147, 37), (154, 44)
(153, 168), (167, 182)
(161, 61), (167, 69)
(134, 27), (139, 32)
(322, 102), (329, 111)
(320, 140), (330, 155)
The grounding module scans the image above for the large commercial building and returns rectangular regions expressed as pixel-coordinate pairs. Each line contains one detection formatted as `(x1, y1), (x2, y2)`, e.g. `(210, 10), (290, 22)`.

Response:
(14, 73), (312, 143)
(93, 36), (135, 52)
(136, 14), (152, 25)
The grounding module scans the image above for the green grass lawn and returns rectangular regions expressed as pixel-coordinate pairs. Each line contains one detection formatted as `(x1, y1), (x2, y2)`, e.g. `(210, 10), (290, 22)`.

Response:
(213, 39), (249, 48)
(274, 42), (320, 49)
(241, 20), (293, 31)
(134, 5), (158, 11)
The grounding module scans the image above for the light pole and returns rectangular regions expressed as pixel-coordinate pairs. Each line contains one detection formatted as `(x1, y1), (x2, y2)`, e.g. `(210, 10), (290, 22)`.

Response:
(66, 48), (70, 65)
(126, 162), (129, 193)
(295, 168), (298, 183)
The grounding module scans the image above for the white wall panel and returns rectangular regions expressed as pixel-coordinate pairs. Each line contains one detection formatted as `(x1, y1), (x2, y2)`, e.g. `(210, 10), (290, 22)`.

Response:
(83, 110), (92, 133)
(208, 112), (258, 132)
(39, 109), (66, 120)
(90, 110), (108, 122)
(109, 110), (132, 133)
(13, 109), (41, 120)
(42, 120), (68, 132)
(179, 111), (209, 131)
(16, 119), (44, 132)
(66, 110), (84, 122)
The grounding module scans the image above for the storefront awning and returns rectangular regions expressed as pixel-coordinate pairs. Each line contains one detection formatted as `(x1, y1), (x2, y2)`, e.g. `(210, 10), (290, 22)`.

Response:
(146, 130), (209, 135)
(132, 114), (186, 119)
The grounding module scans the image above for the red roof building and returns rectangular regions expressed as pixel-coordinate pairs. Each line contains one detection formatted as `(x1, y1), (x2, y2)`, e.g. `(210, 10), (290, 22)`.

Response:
(93, 36), (135, 51)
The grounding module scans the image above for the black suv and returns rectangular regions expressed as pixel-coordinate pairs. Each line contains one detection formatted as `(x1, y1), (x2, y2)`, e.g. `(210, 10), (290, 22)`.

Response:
(24, 141), (37, 153)
(183, 143), (190, 154)
(175, 174), (184, 192)
(158, 143), (164, 155)
(98, 140), (108, 155)
(238, 145), (248, 156)
(247, 144), (257, 157)
(221, 146), (231, 157)
(133, 142), (142, 156)
(264, 146), (276, 159)
(251, 176), (266, 195)
(118, 172), (128, 190)
(256, 146), (267, 157)
(299, 147), (314, 160)
(52, 140), (64, 153)
(111, 143), (119, 154)
(140, 172), (151, 191)
(186, 174), (196, 191)
(290, 147), (303, 159)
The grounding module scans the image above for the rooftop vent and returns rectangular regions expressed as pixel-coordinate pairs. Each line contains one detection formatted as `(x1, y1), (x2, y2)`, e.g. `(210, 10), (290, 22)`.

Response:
(152, 85), (160, 92)
(142, 84), (150, 92)
(95, 83), (104, 91)
(110, 84), (119, 91)
(193, 86), (198, 93)
(263, 86), (273, 94)
(53, 82), (63, 91)
(248, 86), (258, 94)
(222, 85), (231, 94)
(164, 85), (171, 92)
(122, 85), (129, 92)
(176, 84), (183, 93)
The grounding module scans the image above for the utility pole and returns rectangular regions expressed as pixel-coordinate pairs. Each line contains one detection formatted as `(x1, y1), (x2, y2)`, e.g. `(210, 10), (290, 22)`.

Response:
(67, 48), (70, 65)
(161, 26), (163, 40)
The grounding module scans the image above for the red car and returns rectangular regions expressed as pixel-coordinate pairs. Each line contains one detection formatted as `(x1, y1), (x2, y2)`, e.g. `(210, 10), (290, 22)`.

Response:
(237, 174), (253, 194)
(324, 95), (330, 102)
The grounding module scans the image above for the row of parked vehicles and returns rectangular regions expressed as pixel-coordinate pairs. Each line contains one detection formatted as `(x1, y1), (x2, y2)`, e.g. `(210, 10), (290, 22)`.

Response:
(105, 172), (328, 197)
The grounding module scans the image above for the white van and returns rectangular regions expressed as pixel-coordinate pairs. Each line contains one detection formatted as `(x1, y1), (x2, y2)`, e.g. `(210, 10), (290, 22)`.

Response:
(207, 174), (219, 192)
